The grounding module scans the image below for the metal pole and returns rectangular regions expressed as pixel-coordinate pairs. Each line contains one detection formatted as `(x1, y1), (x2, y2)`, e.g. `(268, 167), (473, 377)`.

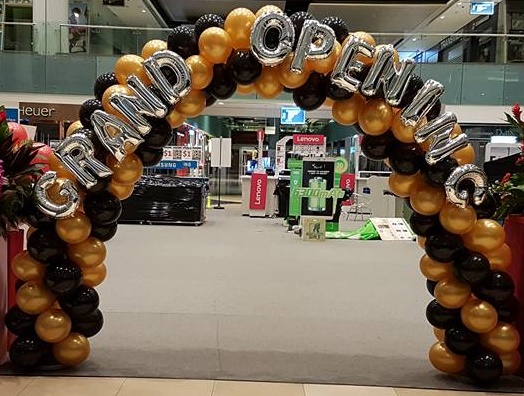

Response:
(214, 137), (225, 209)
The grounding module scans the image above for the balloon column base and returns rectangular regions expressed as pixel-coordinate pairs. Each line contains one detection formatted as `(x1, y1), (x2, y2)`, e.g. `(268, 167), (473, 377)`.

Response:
(503, 215), (524, 378)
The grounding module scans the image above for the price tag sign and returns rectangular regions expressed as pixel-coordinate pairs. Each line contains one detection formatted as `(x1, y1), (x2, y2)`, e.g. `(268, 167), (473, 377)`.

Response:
(181, 148), (192, 160)
(163, 147), (174, 160)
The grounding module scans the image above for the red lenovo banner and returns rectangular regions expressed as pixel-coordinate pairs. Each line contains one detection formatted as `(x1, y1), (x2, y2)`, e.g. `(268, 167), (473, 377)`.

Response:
(293, 134), (325, 145)
(249, 172), (268, 210)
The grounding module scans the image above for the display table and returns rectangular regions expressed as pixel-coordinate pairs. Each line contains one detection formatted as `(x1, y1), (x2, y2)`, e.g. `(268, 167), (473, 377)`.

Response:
(240, 175), (277, 217)
(119, 175), (207, 225)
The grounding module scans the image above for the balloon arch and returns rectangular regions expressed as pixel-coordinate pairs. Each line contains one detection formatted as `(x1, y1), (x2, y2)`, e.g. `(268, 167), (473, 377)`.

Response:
(5, 5), (520, 386)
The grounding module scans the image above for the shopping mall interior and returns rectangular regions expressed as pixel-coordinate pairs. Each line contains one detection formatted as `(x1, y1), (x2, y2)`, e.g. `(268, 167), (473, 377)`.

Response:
(1, 0), (524, 395)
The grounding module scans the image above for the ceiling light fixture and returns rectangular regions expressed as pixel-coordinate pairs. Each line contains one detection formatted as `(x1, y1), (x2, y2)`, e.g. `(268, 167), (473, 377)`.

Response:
(412, 37), (417, 41)
(440, 15), (445, 19)
(141, 9), (147, 13)
(218, 101), (225, 105)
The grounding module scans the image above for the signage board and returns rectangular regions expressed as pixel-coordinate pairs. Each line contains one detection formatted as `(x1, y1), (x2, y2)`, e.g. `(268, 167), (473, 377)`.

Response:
(6, 108), (18, 122)
(292, 134), (327, 157)
(210, 138), (232, 168)
(249, 172), (268, 211)
(470, 2), (495, 15)
(281, 106), (306, 125)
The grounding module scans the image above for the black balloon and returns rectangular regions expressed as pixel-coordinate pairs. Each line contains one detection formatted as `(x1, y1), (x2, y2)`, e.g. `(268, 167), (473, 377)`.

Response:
(59, 285), (99, 318)
(426, 299), (461, 329)
(426, 279), (438, 296)
(389, 143), (424, 175)
(473, 270), (515, 305)
(471, 193), (498, 219)
(143, 117), (172, 149)
(293, 72), (328, 111)
(209, 64), (237, 100)
(167, 25), (198, 59)
(194, 14), (225, 39)
(445, 325), (479, 355)
(465, 349), (503, 384)
(72, 309), (104, 338)
(9, 336), (48, 368)
(327, 79), (354, 101)
(135, 144), (163, 167)
(399, 75), (424, 108)
(71, 128), (107, 163)
(94, 72), (118, 101)
(15, 278), (25, 291)
(409, 213), (441, 237)
(425, 231), (463, 263)
(320, 16), (349, 43)
(422, 157), (458, 187)
(205, 89), (218, 107)
(23, 203), (55, 230)
(79, 99), (103, 129)
(44, 262), (82, 296)
(83, 191), (122, 226)
(5, 306), (36, 336)
(227, 49), (262, 85)
(427, 100), (442, 121)
(27, 228), (68, 265)
(88, 176), (112, 194)
(289, 11), (315, 47)
(90, 222), (118, 242)
(454, 252), (490, 286)
(496, 295), (520, 323)
(360, 131), (395, 160)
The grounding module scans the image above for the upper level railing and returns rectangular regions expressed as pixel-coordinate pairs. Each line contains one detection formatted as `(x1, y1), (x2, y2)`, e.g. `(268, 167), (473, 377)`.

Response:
(0, 22), (522, 105)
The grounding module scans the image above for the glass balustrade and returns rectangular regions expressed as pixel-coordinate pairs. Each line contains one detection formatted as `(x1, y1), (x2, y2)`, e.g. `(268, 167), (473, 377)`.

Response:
(0, 22), (522, 106)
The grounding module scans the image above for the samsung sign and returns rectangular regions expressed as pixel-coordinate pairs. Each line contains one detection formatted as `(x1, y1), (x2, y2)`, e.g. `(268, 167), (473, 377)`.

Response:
(470, 2), (495, 15)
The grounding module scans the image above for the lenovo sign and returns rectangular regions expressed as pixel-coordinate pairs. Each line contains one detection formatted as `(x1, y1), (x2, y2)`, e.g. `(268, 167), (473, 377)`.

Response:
(249, 172), (268, 210)
(293, 134), (325, 145)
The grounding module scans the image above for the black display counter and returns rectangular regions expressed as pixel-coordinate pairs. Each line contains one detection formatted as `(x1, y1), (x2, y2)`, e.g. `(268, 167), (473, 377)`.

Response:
(119, 175), (208, 225)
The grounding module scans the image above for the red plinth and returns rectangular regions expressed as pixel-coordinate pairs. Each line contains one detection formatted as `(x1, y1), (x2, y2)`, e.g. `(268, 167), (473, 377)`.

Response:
(0, 230), (24, 364)
(504, 216), (524, 376)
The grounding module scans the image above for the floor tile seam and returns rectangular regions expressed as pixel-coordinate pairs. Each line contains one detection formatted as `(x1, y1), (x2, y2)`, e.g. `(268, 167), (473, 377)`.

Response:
(114, 377), (127, 396)
(15, 377), (35, 396)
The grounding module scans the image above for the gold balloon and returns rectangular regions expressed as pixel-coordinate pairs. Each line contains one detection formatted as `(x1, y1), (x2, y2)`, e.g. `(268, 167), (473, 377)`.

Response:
(35, 309), (72, 343)
(46, 178), (78, 206)
(419, 254), (453, 281)
(107, 153), (143, 185)
(391, 113), (426, 143)
(428, 342), (465, 373)
(11, 251), (45, 282)
(307, 41), (341, 74)
(68, 237), (107, 268)
(114, 54), (150, 85)
(26, 226), (36, 240)
(52, 333), (90, 366)
(109, 181), (135, 200)
(254, 67), (283, 99)
(236, 84), (255, 95)
(324, 97), (334, 108)
(166, 108), (186, 128)
(434, 327), (445, 342)
(480, 322), (520, 354)
(453, 144), (476, 166)
(410, 181), (446, 216)
(16, 282), (56, 315)
(81, 262), (107, 288)
(435, 276), (471, 309)
(49, 154), (77, 181)
(102, 84), (133, 117)
(461, 299), (498, 334)
(439, 202), (477, 235)
(358, 99), (393, 136)
(224, 7), (256, 49)
(255, 5), (282, 18)
(484, 243), (512, 271)
(462, 219), (505, 254)
(186, 55), (213, 90)
(199, 27), (233, 64)
(332, 94), (366, 125)
(141, 39), (167, 60)
(175, 89), (207, 117)
(388, 172), (421, 198)
(56, 212), (92, 244)
(451, 123), (462, 138)
(66, 120), (83, 137)
(418, 236), (426, 250)
(500, 351), (521, 375)
(278, 52), (310, 89)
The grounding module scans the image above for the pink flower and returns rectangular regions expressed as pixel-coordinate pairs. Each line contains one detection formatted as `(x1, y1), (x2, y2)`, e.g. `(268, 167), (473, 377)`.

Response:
(501, 172), (511, 185)
(512, 103), (522, 122)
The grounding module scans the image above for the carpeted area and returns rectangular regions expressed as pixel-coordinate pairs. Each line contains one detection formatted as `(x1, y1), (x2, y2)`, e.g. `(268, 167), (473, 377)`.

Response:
(2, 206), (524, 391)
